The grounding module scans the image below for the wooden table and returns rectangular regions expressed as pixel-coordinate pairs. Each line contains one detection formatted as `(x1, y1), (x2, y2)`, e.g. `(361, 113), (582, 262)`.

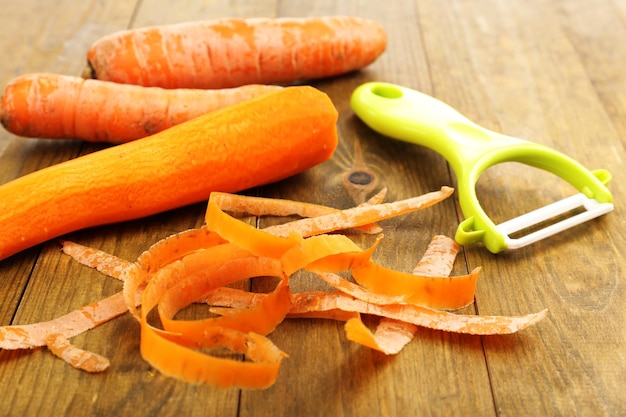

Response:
(1, 1), (624, 416)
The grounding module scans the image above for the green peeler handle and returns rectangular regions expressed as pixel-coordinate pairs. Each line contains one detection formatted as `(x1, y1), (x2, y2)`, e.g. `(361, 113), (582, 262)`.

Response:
(350, 82), (613, 253)
(350, 82), (524, 171)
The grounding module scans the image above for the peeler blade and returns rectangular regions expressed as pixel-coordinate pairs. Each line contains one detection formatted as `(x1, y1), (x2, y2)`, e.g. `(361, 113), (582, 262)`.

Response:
(497, 193), (614, 250)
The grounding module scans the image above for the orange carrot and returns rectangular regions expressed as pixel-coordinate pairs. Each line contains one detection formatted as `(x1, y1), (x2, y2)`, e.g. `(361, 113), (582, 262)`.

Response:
(84, 16), (387, 89)
(0, 73), (282, 143)
(0, 85), (337, 261)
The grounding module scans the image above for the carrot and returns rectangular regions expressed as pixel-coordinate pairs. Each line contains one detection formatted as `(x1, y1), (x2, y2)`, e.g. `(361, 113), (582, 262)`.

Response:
(83, 16), (387, 89)
(0, 73), (282, 143)
(0, 85), (337, 261)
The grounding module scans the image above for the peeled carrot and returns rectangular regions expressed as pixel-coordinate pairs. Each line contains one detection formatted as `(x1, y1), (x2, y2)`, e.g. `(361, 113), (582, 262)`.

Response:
(0, 73), (282, 143)
(83, 16), (387, 89)
(0, 86), (338, 261)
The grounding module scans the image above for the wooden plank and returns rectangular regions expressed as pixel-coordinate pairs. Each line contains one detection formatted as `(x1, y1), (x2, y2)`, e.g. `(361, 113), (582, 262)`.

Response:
(0, 1), (239, 416)
(0, 0), (138, 325)
(238, 2), (496, 417)
(131, 0), (279, 25)
(2, 1), (264, 417)
(417, 1), (625, 416)
(0, 0), (140, 280)
(0, 1), (624, 416)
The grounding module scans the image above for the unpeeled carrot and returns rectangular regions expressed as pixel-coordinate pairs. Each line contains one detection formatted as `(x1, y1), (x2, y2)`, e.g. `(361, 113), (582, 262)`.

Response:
(0, 73), (282, 143)
(0, 85), (338, 261)
(84, 16), (387, 89)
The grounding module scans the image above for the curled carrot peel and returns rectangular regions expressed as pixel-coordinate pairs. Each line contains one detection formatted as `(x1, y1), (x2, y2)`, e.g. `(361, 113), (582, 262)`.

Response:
(412, 235), (461, 275)
(137, 250), (290, 388)
(0, 188), (547, 388)
(358, 235), (462, 354)
(123, 227), (227, 319)
(205, 201), (304, 259)
(280, 233), (378, 276)
(84, 16), (387, 89)
(157, 257), (289, 336)
(139, 325), (286, 389)
(351, 262), (480, 310)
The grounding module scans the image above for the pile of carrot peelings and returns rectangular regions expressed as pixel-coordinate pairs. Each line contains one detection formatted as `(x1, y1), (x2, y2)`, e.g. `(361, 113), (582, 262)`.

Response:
(0, 186), (548, 389)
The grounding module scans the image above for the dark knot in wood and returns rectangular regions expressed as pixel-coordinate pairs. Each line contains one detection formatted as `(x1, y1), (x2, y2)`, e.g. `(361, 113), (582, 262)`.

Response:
(347, 171), (374, 185)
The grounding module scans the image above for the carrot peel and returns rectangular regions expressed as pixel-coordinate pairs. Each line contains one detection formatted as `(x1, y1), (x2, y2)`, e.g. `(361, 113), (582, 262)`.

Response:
(139, 324), (286, 389)
(0, 292), (128, 350)
(46, 334), (110, 373)
(157, 258), (290, 336)
(0, 188), (548, 388)
(350, 235), (461, 354)
(352, 262), (480, 310)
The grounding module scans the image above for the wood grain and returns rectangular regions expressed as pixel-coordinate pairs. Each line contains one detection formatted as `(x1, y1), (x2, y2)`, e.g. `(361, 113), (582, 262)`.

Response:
(0, 1), (624, 416)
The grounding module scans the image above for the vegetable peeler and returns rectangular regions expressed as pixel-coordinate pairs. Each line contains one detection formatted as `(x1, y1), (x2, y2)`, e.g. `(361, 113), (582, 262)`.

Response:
(350, 82), (614, 253)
